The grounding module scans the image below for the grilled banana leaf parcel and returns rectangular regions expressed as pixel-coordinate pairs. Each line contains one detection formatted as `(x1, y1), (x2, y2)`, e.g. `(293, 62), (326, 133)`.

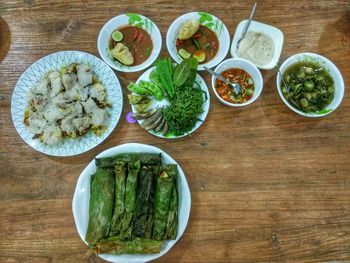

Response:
(110, 161), (127, 236)
(133, 165), (158, 238)
(95, 153), (161, 168)
(152, 164), (177, 240)
(119, 160), (140, 240)
(91, 237), (164, 255)
(85, 168), (115, 245)
(165, 175), (178, 240)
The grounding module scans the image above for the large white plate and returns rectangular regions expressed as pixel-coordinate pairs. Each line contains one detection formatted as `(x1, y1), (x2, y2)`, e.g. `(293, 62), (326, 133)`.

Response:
(11, 51), (123, 156)
(131, 66), (210, 139)
(72, 143), (191, 263)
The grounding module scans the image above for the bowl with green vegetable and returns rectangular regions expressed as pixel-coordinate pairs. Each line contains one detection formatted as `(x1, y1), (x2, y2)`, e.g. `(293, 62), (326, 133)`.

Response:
(127, 57), (210, 138)
(72, 143), (191, 263)
(277, 53), (344, 117)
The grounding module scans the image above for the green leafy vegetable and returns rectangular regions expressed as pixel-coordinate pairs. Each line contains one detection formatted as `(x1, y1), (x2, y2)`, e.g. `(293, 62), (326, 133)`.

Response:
(162, 85), (204, 136)
(156, 58), (175, 98)
(173, 58), (198, 88)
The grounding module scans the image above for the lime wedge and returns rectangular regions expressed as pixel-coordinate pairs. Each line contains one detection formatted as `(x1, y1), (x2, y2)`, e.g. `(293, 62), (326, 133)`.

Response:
(112, 31), (123, 42)
(178, 48), (191, 59)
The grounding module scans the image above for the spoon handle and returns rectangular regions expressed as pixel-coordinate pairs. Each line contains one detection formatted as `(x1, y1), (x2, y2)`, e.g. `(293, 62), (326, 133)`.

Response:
(203, 66), (231, 85)
(238, 3), (257, 45)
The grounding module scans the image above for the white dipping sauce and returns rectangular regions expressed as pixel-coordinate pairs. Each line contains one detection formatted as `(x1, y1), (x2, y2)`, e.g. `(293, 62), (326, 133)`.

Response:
(237, 31), (275, 66)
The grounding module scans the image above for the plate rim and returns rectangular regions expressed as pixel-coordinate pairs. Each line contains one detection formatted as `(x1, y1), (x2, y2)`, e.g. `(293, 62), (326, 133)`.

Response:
(71, 142), (191, 263)
(11, 50), (123, 157)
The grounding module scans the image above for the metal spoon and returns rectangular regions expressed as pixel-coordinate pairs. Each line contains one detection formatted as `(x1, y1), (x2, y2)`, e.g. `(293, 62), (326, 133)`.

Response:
(276, 64), (301, 110)
(236, 2), (258, 49)
(204, 66), (242, 94)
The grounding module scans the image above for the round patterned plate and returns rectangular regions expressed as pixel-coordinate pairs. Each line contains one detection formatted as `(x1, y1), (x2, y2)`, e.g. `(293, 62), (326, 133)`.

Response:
(11, 51), (123, 156)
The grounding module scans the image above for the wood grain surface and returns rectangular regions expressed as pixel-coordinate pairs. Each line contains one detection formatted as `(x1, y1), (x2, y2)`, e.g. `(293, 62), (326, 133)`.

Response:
(1, 1), (350, 262)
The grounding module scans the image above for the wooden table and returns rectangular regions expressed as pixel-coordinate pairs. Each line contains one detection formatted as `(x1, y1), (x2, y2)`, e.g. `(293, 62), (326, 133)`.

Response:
(1, 1), (350, 262)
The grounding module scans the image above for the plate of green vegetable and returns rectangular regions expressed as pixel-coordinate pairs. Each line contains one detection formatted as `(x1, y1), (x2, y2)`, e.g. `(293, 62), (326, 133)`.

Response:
(72, 143), (191, 263)
(127, 57), (210, 138)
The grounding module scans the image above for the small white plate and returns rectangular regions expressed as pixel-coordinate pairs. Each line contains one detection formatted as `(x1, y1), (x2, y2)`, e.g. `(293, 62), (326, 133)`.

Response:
(166, 12), (230, 71)
(11, 51), (123, 157)
(131, 66), (210, 138)
(230, 20), (284, 70)
(98, 13), (162, 72)
(72, 143), (191, 263)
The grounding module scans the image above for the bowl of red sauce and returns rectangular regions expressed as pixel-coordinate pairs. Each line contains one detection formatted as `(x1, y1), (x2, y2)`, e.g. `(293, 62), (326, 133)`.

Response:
(211, 58), (263, 107)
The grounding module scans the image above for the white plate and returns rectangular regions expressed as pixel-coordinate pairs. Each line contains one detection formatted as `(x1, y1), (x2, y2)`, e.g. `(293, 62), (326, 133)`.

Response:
(11, 51), (123, 156)
(230, 20), (284, 70)
(72, 143), (191, 263)
(131, 66), (210, 138)
(166, 12), (230, 71)
(98, 13), (162, 72)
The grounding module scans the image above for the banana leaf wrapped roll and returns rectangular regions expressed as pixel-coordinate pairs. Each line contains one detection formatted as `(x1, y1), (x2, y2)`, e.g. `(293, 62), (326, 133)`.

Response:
(133, 165), (158, 238)
(85, 168), (115, 245)
(110, 161), (127, 236)
(119, 160), (140, 240)
(95, 153), (161, 169)
(91, 237), (164, 255)
(152, 164), (176, 240)
(165, 175), (178, 240)
(145, 165), (160, 238)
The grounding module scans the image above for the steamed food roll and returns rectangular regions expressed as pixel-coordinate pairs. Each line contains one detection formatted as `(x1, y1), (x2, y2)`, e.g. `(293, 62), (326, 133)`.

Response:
(62, 72), (77, 90)
(111, 43), (134, 66)
(178, 19), (199, 40)
(165, 174), (178, 240)
(119, 160), (141, 240)
(85, 168), (115, 245)
(133, 165), (158, 238)
(91, 237), (164, 255)
(110, 161), (127, 236)
(152, 164), (177, 240)
(95, 153), (161, 169)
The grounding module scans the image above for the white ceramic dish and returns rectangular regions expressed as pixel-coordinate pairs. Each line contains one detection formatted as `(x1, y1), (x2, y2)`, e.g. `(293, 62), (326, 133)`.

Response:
(276, 52), (344, 117)
(11, 51), (123, 157)
(98, 13), (162, 72)
(131, 65), (210, 138)
(230, 20), (284, 70)
(166, 12), (230, 71)
(72, 143), (191, 263)
(211, 58), (263, 107)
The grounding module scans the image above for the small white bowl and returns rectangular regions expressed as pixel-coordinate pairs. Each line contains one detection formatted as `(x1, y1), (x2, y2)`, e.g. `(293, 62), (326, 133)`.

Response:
(231, 20), (284, 70)
(98, 14), (162, 72)
(166, 12), (230, 71)
(276, 52), (345, 117)
(211, 58), (263, 107)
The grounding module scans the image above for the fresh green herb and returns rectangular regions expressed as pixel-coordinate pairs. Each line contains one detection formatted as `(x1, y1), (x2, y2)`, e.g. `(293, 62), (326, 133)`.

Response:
(156, 58), (175, 98)
(145, 47), (151, 57)
(162, 85), (204, 136)
(149, 69), (163, 91)
(192, 38), (201, 50)
(173, 58), (198, 88)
